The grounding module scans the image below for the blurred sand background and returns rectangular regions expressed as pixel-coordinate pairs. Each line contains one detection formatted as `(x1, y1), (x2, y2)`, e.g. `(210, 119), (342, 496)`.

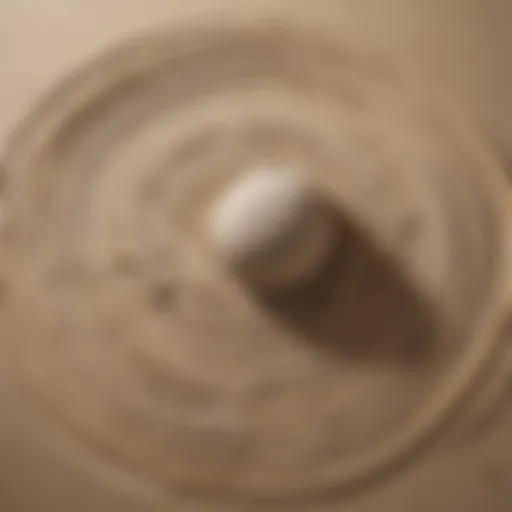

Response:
(1, 0), (512, 153)
(0, 1), (511, 511)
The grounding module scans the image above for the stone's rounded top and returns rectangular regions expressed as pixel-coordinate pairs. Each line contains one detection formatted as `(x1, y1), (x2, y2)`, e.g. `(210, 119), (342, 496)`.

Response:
(209, 167), (311, 262)
(208, 166), (332, 289)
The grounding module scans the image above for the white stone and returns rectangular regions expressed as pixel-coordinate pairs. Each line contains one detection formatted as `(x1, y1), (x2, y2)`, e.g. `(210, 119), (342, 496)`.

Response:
(208, 166), (333, 289)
